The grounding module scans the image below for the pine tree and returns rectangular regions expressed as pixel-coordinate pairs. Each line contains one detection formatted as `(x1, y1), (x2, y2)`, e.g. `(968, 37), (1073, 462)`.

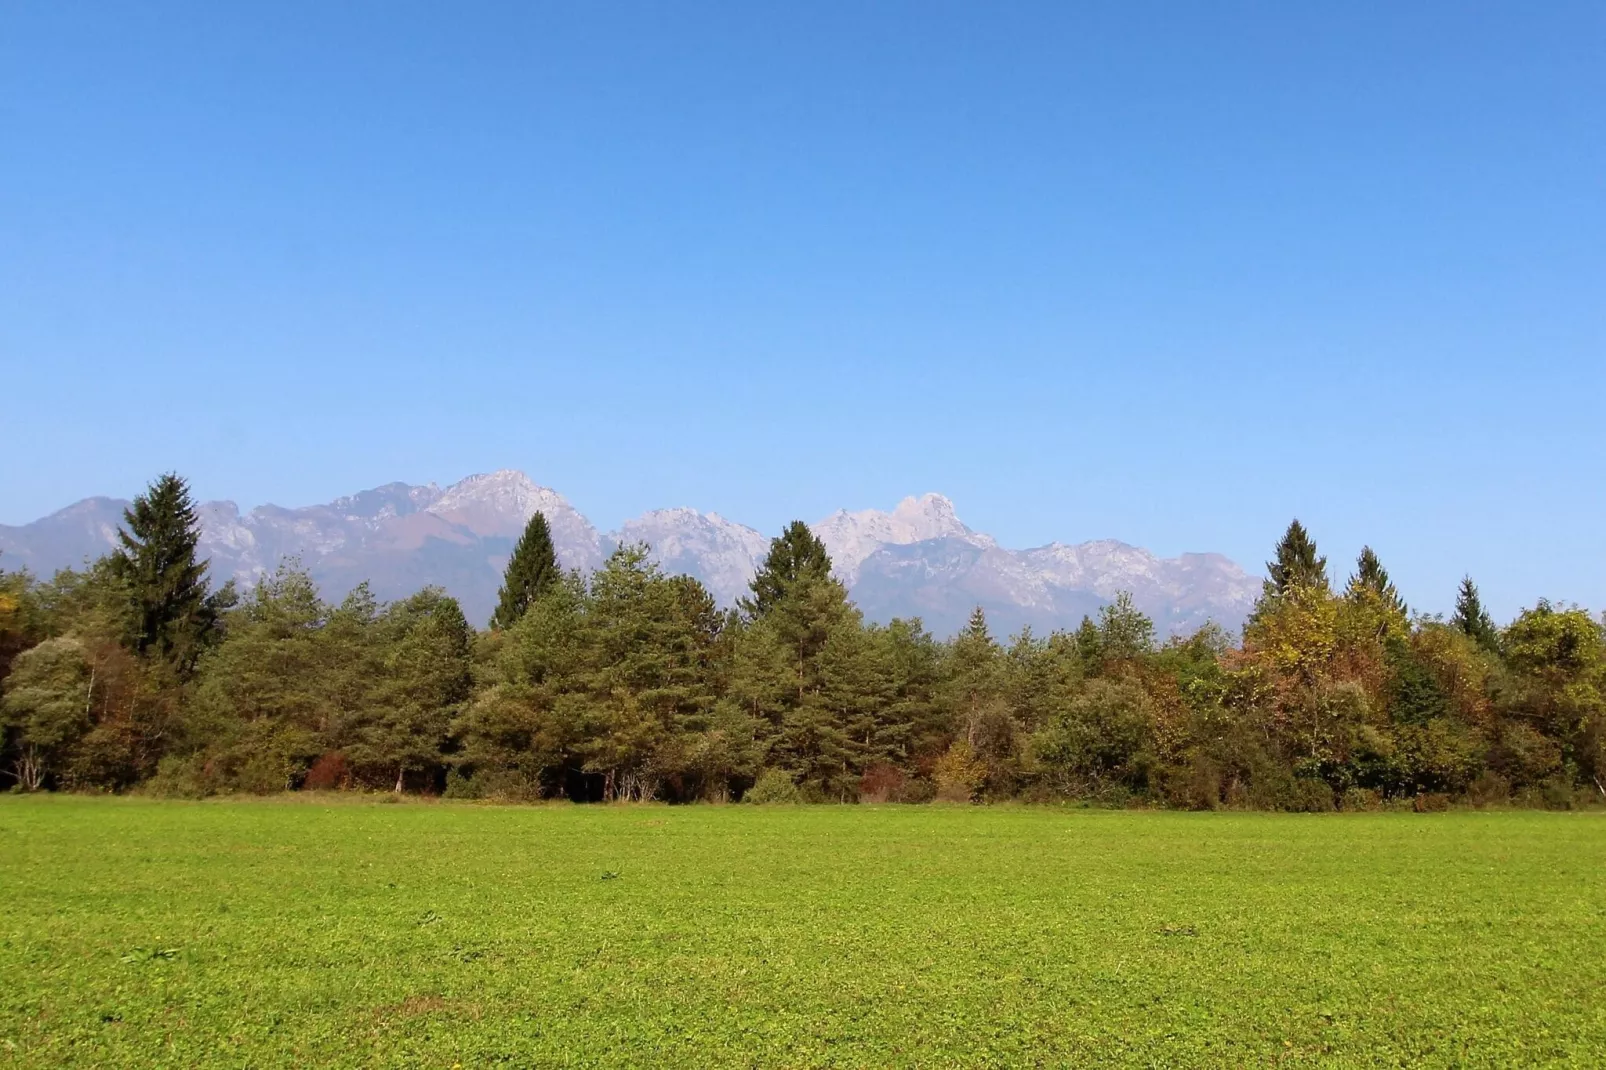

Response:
(741, 521), (833, 620)
(363, 589), (473, 792)
(1265, 519), (1328, 595)
(110, 472), (216, 671)
(1347, 546), (1407, 616)
(581, 546), (722, 800)
(491, 512), (559, 630)
(1452, 575), (1499, 652)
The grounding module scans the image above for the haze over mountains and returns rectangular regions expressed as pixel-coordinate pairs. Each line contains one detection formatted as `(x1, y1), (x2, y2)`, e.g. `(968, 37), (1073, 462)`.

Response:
(0, 470), (1259, 637)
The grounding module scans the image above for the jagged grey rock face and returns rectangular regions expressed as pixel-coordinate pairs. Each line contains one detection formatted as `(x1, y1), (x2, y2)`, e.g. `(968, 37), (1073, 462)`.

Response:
(813, 493), (991, 583)
(0, 472), (1258, 637)
(425, 470), (603, 569)
(610, 508), (769, 609)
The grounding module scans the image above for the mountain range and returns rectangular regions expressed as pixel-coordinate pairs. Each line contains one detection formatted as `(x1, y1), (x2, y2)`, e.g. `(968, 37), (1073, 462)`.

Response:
(0, 470), (1260, 638)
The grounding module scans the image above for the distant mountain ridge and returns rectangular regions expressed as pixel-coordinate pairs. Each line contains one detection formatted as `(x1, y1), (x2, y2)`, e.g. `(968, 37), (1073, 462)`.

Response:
(0, 470), (1258, 637)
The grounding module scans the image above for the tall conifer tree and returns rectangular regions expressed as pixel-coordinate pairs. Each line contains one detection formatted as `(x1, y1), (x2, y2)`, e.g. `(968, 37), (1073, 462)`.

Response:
(741, 521), (833, 620)
(110, 472), (215, 670)
(1265, 519), (1329, 595)
(1347, 546), (1407, 615)
(1452, 575), (1499, 652)
(491, 512), (559, 630)
(947, 606), (1001, 723)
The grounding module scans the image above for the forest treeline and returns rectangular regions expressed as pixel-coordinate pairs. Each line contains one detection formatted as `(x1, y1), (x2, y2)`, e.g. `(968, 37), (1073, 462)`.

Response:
(2, 474), (1603, 810)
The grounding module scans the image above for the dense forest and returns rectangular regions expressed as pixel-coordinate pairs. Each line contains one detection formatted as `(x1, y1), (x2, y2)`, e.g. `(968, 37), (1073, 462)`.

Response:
(2, 474), (1603, 810)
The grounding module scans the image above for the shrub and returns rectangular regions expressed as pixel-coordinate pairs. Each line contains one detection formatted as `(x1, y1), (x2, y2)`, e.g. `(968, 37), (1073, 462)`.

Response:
(897, 777), (938, 804)
(303, 752), (351, 791)
(933, 742), (988, 803)
(1340, 787), (1382, 812)
(236, 752), (300, 795)
(1168, 756), (1223, 811)
(1244, 769), (1296, 811)
(1540, 776), (1575, 811)
(858, 763), (907, 804)
(444, 768), (542, 802)
(745, 769), (801, 804)
(1488, 723), (1562, 789)
(1094, 784), (1135, 810)
(1413, 792), (1451, 813)
(1464, 772), (1510, 808)
(141, 754), (221, 799)
(1288, 778), (1335, 813)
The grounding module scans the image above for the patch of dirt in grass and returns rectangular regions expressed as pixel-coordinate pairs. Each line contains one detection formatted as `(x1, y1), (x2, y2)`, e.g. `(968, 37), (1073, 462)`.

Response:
(375, 995), (483, 1020)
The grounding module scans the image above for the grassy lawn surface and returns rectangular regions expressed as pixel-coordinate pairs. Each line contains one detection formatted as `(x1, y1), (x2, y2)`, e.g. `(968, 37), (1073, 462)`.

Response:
(1, 797), (1603, 1067)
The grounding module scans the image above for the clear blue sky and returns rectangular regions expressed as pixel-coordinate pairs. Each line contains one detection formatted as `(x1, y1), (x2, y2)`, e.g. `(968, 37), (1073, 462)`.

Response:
(3, 1), (1602, 620)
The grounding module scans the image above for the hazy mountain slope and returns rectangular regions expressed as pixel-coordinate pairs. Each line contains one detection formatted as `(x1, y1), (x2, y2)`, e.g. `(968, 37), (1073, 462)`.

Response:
(2, 472), (1258, 636)
(1, 471), (603, 627)
(0, 497), (128, 574)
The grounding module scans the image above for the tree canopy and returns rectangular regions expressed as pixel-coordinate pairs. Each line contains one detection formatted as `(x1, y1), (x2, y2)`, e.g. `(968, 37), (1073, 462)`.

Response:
(3, 478), (1603, 811)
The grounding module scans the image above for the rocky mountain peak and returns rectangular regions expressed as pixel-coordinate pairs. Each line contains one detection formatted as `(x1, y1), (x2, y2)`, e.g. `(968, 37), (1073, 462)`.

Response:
(1, 473), (1258, 637)
(629, 506), (705, 525)
(891, 492), (961, 528)
(430, 469), (540, 513)
(814, 492), (989, 582)
(426, 470), (585, 539)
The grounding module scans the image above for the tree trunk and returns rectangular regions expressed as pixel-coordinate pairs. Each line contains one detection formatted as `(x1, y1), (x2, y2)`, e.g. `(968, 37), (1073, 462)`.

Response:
(394, 766), (405, 794)
(17, 747), (45, 792)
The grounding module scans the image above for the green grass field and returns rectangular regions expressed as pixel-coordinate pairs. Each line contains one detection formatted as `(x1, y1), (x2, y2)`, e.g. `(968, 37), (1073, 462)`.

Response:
(1, 799), (1603, 1067)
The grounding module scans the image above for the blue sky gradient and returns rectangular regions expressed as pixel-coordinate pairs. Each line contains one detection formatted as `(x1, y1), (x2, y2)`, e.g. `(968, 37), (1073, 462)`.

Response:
(3, 1), (1602, 619)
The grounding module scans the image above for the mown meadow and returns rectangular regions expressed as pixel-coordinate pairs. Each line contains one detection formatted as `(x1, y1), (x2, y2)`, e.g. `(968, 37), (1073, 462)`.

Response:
(1, 798), (1603, 1067)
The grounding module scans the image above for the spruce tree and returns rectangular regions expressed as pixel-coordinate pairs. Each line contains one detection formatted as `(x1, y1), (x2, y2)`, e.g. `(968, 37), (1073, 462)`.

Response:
(491, 512), (559, 630)
(958, 606), (992, 647)
(1347, 546), (1407, 615)
(1265, 519), (1328, 595)
(741, 521), (833, 620)
(946, 606), (1001, 725)
(736, 521), (856, 742)
(1452, 575), (1499, 652)
(110, 472), (214, 670)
